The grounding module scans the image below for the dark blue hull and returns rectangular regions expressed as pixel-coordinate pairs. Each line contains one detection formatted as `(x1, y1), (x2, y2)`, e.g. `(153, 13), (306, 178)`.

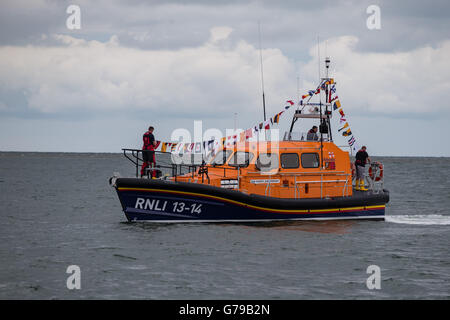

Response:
(113, 179), (388, 222)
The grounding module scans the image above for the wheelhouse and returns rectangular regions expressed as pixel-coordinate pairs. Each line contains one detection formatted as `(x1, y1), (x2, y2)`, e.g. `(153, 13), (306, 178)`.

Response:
(173, 140), (352, 199)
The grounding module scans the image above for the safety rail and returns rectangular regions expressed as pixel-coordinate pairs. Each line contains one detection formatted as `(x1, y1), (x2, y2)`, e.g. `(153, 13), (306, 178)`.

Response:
(244, 171), (352, 199)
(283, 131), (332, 142)
(122, 148), (239, 183)
(122, 148), (203, 181)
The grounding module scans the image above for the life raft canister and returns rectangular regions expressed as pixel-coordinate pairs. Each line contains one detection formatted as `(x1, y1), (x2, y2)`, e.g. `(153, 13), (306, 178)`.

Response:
(369, 164), (383, 181)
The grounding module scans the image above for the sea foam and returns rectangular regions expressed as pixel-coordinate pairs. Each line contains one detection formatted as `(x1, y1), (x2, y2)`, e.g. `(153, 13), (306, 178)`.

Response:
(386, 215), (450, 225)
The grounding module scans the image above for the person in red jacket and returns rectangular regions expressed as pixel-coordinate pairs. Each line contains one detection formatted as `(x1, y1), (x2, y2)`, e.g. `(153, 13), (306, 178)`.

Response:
(141, 126), (156, 177)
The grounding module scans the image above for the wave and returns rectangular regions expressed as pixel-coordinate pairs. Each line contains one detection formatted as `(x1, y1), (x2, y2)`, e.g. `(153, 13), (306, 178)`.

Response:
(386, 214), (450, 225)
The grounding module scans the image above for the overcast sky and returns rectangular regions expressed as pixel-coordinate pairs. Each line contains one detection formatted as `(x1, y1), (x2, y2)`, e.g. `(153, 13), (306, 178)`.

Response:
(1, 0), (449, 156)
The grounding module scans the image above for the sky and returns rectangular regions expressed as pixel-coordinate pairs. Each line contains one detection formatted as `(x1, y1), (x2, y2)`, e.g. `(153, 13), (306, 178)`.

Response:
(0, 0), (449, 156)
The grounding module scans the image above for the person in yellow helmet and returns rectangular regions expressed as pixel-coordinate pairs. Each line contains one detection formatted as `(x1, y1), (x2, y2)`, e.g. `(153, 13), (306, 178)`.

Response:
(354, 146), (371, 191)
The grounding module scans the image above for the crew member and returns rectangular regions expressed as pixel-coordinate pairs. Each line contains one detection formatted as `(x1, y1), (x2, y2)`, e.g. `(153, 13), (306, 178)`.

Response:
(141, 126), (156, 178)
(306, 126), (319, 141)
(354, 146), (371, 191)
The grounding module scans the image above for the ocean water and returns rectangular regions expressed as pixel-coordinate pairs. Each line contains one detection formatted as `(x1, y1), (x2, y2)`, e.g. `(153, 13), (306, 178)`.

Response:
(0, 152), (449, 299)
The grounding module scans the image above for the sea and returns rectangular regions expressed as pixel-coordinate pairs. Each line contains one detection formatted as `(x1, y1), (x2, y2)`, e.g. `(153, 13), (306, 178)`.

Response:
(0, 152), (449, 299)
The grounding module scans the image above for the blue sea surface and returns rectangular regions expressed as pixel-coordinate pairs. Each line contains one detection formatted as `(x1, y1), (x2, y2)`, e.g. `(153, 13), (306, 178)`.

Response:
(0, 152), (449, 299)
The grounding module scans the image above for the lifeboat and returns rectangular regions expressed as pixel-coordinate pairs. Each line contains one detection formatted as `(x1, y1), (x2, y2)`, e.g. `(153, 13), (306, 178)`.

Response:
(110, 63), (389, 222)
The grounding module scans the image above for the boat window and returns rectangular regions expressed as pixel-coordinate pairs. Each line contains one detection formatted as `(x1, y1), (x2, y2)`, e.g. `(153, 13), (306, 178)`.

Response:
(301, 153), (320, 168)
(280, 153), (299, 169)
(255, 153), (279, 172)
(228, 152), (254, 167)
(210, 150), (232, 165)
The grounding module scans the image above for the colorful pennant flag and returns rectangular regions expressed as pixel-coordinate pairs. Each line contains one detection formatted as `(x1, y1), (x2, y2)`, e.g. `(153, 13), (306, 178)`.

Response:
(333, 100), (342, 110)
(273, 111), (284, 124)
(338, 123), (349, 132)
(348, 136), (356, 146)
(342, 128), (352, 137)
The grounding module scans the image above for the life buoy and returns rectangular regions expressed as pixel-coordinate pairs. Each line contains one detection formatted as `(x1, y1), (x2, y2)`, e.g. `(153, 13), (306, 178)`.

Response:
(369, 164), (383, 181)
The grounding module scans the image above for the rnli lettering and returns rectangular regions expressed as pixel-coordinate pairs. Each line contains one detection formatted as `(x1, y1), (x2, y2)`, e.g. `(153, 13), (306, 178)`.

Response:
(135, 198), (168, 212)
(134, 197), (202, 215)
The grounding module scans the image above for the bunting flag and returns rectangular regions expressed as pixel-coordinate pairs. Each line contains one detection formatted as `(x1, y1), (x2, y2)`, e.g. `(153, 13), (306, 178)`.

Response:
(338, 122), (349, 132)
(333, 100), (342, 110)
(273, 111), (284, 124)
(153, 82), (362, 157)
(194, 142), (202, 153)
(148, 96), (291, 155)
(342, 128), (352, 137)
(348, 136), (356, 146)
(295, 80), (360, 154)
(239, 131), (246, 142)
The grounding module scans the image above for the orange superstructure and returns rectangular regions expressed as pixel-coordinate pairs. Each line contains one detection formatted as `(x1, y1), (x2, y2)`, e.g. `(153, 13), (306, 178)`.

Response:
(172, 140), (353, 199)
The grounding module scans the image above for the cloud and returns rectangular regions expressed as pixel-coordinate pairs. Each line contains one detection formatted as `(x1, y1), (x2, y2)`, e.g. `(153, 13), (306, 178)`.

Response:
(301, 36), (450, 116)
(0, 28), (295, 118)
(0, 29), (449, 124)
(209, 26), (233, 43)
(3, 0), (450, 57)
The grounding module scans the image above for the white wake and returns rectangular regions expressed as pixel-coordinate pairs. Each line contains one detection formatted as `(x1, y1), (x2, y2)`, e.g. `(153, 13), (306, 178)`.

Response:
(386, 215), (450, 225)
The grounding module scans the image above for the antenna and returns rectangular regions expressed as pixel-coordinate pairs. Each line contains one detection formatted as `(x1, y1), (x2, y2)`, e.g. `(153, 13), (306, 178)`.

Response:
(325, 56), (330, 79)
(317, 36), (324, 169)
(317, 36), (321, 83)
(258, 21), (267, 121)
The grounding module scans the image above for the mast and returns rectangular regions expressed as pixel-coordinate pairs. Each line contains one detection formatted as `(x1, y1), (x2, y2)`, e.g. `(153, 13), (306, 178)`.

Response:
(258, 22), (267, 121)
(318, 38), (324, 169)
(325, 56), (333, 142)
